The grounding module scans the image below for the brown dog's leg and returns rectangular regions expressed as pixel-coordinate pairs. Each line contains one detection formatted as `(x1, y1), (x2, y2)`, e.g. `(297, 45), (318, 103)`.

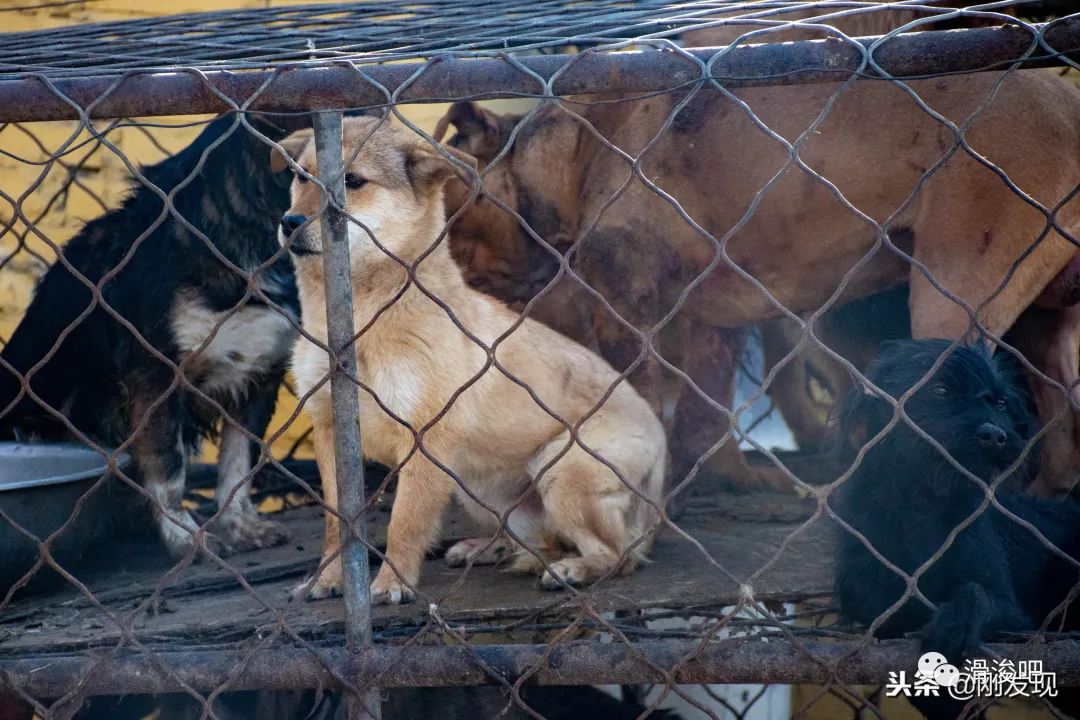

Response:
(760, 318), (834, 452)
(370, 453), (456, 605)
(907, 185), (1078, 342)
(671, 325), (790, 512)
(1009, 305), (1080, 496)
(291, 418), (344, 601)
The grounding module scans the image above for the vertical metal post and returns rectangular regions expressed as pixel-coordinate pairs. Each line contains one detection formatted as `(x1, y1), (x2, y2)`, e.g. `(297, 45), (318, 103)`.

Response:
(312, 111), (380, 720)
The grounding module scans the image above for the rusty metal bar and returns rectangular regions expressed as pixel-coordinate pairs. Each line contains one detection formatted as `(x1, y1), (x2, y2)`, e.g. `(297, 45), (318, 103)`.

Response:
(4, 639), (1080, 698)
(312, 111), (380, 720)
(0, 19), (1077, 123)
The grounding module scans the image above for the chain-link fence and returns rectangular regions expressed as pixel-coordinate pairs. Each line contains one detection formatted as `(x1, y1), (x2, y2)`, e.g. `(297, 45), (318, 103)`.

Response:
(3, 1), (1080, 719)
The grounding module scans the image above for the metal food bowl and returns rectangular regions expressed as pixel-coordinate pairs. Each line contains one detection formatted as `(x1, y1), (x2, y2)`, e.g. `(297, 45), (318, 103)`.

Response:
(0, 443), (131, 593)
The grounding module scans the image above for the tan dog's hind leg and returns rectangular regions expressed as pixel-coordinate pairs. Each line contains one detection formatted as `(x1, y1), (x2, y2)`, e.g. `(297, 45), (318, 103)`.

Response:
(291, 420), (344, 601)
(370, 454), (456, 605)
(530, 437), (645, 590)
(539, 473), (627, 589)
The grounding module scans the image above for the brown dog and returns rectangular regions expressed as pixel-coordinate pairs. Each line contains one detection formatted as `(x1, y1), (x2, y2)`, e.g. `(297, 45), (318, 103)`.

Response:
(271, 118), (666, 604)
(436, 68), (1080, 497)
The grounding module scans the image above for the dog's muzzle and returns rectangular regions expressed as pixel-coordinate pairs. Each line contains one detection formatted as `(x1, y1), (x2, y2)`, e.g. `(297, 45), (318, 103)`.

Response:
(280, 213), (319, 256)
(976, 422), (1007, 449)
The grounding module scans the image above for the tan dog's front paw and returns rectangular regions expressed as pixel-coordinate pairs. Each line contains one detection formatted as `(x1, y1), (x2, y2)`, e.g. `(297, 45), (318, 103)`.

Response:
(289, 560), (342, 602)
(370, 567), (415, 605)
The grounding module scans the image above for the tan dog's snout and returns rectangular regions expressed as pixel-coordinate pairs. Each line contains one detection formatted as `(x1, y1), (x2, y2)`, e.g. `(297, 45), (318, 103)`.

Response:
(278, 213), (320, 257)
(270, 129), (325, 258)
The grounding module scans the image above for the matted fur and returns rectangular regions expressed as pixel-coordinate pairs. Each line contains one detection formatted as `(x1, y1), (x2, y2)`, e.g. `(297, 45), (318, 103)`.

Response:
(274, 117), (667, 603)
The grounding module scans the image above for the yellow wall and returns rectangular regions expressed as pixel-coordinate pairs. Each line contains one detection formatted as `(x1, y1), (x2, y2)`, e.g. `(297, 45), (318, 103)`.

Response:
(0, 0), (533, 460)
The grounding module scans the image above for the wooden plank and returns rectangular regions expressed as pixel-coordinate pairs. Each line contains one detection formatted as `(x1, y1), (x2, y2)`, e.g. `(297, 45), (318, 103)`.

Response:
(0, 482), (833, 657)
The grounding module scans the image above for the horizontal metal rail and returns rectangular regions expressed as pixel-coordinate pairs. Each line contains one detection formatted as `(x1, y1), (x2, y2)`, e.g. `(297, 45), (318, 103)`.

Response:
(0, 19), (1077, 123)
(4, 639), (1080, 698)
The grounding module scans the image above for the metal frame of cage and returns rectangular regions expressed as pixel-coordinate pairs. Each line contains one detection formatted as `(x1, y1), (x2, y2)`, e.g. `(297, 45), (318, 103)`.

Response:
(4, 2), (1080, 719)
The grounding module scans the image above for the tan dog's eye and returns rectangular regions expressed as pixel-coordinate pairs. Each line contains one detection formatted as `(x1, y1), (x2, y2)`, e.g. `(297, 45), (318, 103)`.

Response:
(294, 170), (309, 185)
(345, 173), (367, 190)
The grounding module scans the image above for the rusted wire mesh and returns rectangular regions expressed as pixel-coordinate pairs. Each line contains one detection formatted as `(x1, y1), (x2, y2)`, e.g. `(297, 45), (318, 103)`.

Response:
(0, 0), (1032, 78)
(4, 1), (1080, 719)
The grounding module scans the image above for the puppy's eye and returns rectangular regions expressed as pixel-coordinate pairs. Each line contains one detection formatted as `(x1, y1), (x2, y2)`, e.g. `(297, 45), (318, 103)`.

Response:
(345, 173), (367, 189)
(932, 385), (949, 397)
(993, 397), (1008, 411)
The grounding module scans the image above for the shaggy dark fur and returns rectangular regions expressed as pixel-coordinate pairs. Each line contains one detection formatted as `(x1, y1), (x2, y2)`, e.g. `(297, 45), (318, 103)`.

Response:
(833, 339), (1080, 716)
(0, 114), (299, 558)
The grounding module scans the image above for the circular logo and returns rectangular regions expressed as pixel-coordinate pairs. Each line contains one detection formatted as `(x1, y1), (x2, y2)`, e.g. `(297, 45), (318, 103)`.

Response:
(934, 663), (961, 688)
(918, 651), (949, 678)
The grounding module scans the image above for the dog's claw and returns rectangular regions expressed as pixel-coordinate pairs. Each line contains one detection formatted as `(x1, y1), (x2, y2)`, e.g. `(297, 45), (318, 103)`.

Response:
(289, 576), (342, 602)
(539, 559), (586, 591)
(370, 571), (415, 605)
(289, 561), (343, 602)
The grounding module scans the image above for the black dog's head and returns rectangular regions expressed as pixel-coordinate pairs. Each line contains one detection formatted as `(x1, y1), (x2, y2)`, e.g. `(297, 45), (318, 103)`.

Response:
(836, 339), (1036, 488)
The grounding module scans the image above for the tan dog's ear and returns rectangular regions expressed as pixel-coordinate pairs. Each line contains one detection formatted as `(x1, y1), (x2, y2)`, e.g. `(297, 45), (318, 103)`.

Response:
(408, 143), (479, 189)
(270, 128), (314, 173)
(434, 102), (515, 165)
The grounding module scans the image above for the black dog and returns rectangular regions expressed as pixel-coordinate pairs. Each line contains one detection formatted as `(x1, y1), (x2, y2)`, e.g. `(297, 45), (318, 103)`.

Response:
(0, 115), (300, 558)
(833, 339), (1080, 657)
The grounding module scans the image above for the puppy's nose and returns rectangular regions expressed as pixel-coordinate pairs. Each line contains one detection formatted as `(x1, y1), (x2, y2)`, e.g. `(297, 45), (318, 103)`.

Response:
(280, 214), (306, 235)
(976, 422), (1007, 448)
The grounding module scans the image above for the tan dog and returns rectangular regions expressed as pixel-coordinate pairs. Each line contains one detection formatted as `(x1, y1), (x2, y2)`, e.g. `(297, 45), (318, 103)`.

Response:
(271, 118), (666, 604)
(437, 68), (1080, 497)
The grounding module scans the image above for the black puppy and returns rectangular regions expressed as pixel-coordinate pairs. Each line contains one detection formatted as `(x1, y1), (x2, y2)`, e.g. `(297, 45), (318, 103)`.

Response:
(833, 339), (1080, 661)
(0, 115), (299, 559)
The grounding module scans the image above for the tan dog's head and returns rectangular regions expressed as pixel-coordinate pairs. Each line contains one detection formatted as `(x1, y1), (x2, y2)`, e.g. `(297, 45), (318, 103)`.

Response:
(270, 116), (477, 271)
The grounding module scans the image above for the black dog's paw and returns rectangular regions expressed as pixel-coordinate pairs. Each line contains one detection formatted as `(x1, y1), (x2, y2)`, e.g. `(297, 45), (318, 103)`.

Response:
(922, 583), (992, 660)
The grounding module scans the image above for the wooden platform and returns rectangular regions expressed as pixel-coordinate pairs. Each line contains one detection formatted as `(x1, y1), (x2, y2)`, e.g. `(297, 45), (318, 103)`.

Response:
(0, 461), (837, 659)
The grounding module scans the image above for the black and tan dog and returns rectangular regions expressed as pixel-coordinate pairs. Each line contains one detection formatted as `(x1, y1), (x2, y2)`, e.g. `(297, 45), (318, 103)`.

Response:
(0, 115), (299, 558)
